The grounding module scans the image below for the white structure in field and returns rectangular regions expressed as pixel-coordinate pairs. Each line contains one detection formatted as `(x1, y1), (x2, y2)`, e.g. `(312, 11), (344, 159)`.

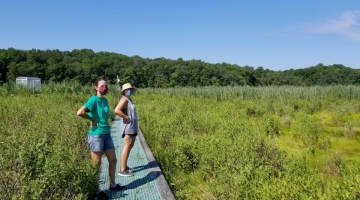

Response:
(117, 75), (121, 91)
(16, 76), (41, 89)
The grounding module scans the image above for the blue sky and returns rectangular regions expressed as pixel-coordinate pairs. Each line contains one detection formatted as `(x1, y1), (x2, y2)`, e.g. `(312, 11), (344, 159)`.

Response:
(0, 1), (359, 71)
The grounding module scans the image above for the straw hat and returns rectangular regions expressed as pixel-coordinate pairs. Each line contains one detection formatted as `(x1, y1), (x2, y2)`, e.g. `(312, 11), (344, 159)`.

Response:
(120, 83), (137, 95)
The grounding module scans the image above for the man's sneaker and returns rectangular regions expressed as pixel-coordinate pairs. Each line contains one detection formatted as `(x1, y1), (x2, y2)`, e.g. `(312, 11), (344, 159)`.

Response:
(109, 183), (127, 191)
(125, 166), (134, 172)
(118, 170), (133, 177)
(93, 191), (109, 200)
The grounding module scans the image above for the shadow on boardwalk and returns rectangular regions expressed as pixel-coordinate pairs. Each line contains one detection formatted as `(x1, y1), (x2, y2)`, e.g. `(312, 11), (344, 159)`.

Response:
(125, 161), (162, 190)
(109, 161), (162, 199)
(98, 116), (175, 200)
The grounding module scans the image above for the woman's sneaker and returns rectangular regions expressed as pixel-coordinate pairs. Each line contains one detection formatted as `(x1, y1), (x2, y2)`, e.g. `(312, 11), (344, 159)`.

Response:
(109, 183), (126, 190)
(93, 191), (109, 200)
(125, 166), (134, 172)
(118, 169), (133, 177)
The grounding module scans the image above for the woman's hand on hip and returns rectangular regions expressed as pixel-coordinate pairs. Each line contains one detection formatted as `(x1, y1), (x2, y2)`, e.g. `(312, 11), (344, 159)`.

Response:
(90, 119), (98, 127)
(124, 116), (131, 123)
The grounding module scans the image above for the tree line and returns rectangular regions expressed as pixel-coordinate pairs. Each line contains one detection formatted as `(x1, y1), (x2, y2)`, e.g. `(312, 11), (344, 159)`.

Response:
(0, 48), (359, 87)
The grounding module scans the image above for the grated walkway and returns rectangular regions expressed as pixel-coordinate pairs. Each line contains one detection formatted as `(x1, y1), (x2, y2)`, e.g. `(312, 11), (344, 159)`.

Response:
(98, 116), (175, 200)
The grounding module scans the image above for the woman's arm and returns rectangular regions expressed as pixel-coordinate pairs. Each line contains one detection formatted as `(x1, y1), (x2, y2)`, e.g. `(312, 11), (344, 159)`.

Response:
(77, 106), (97, 126)
(114, 97), (130, 123)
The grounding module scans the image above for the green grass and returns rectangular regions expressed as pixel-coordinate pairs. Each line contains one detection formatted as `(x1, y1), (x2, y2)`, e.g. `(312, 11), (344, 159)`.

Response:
(136, 88), (360, 199)
(1, 83), (360, 199)
(0, 94), (99, 199)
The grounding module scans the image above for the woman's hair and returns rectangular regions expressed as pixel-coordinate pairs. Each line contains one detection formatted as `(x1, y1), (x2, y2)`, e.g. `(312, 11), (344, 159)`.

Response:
(94, 78), (107, 95)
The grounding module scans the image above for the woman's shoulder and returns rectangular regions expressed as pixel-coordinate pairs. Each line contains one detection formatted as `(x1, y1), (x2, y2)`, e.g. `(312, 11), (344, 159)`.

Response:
(120, 96), (129, 101)
(88, 95), (108, 103)
(86, 95), (97, 102)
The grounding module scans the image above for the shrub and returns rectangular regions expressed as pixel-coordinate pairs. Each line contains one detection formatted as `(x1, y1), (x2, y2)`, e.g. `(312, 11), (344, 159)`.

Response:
(293, 112), (323, 146)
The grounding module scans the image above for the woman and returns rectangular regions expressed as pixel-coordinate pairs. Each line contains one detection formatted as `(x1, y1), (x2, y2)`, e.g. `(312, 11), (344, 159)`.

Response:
(114, 83), (138, 177)
(77, 78), (126, 199)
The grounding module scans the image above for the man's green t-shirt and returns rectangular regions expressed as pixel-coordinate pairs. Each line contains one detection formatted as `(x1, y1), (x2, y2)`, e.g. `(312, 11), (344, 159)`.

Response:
(84, 95), (111, 135)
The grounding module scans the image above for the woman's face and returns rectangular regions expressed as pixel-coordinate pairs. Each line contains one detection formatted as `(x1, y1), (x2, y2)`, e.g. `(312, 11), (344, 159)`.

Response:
(96, 80), (108, 95)
(124, 89), (133, 96)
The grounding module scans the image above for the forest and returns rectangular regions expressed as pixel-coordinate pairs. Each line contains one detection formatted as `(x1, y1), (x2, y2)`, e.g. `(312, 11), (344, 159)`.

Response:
(0, 48), (359, 87)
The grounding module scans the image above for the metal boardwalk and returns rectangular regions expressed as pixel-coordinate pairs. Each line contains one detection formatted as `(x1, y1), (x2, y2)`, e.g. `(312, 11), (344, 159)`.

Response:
(98, 117), (175, 200)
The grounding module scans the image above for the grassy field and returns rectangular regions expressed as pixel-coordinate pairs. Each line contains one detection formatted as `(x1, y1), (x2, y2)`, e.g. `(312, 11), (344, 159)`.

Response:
(0, 82), (122, 199)
(136, 86), (360, 199)
(0, 83), (359, 199)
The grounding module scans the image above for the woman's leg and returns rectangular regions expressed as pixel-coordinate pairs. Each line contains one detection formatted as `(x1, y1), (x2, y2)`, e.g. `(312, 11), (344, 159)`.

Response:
(88, 134), (103, 168)
(120, 135), (136, 171)
(90, 151), (103, 191)
(90, 151), (103, 168)
(104, 149), (117, 186)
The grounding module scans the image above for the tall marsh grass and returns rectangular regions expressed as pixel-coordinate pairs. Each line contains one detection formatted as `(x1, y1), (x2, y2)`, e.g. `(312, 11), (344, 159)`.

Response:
(1, 83), (360, 199)
(135, 86), (360, 199)
(140, 85), (360, 101)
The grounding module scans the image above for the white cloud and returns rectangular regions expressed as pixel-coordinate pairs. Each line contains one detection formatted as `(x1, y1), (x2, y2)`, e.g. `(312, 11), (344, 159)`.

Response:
(307, 11), (360, 40)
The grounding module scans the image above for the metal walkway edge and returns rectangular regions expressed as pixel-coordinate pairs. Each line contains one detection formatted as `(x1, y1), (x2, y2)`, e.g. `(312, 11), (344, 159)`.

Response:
(98, 116), (176, 200)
